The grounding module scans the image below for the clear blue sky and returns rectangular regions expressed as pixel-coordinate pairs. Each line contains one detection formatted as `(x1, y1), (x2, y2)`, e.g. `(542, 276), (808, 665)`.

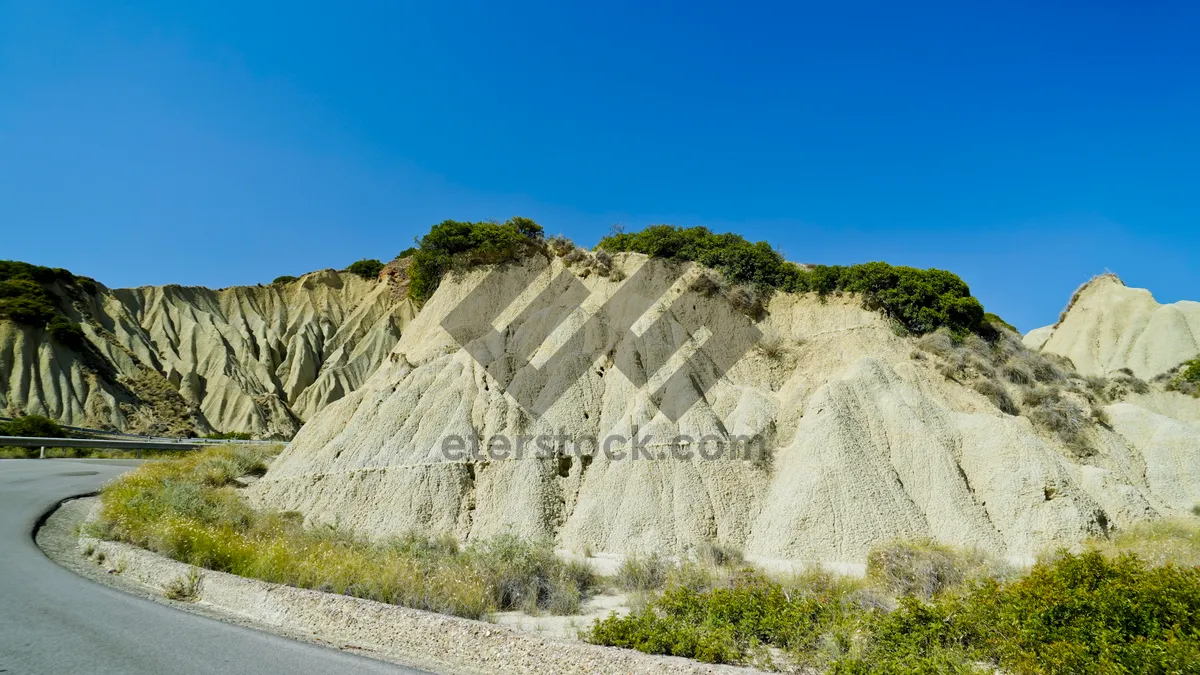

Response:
(2, 1), (1196, 332)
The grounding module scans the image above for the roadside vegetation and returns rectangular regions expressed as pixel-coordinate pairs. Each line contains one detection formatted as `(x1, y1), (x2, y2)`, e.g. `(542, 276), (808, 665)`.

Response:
(202, 431), (254, 440)
(85, 446), (1200, 672)
(587, 533), (1200, 674)
(0, 413), (68, 438)
(88, 446), (597, 620)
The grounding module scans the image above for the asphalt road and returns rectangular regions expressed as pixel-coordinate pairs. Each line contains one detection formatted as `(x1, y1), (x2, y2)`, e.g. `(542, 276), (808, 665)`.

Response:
(0, 459), (430, 675)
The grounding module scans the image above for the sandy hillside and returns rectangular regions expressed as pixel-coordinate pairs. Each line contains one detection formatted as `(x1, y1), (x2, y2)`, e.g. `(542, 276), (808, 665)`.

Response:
(1, 268), (415, 437)
(252, 253), (1200, 564)
(1025, 274), (1200, 379)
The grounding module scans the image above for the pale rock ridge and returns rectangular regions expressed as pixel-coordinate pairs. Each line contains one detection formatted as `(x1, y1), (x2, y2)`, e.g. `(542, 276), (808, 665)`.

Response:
(1029, 274), (1200, 379)
(253, 254), (1200, 563)
(1, 270), (414, 437)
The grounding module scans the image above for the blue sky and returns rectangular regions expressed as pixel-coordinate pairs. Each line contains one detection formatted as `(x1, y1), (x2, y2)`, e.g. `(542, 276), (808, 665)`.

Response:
(1, 1), (1196, 332)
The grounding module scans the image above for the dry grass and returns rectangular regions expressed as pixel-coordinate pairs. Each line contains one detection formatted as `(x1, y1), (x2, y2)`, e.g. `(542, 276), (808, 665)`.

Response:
(615, 553), (672, 592)
(89, 446), (598, 620)
(695, 541), (745, 569)
(546, 234), (575, 257)
(973, 379), (1018, 415)
(163, 568), (203, 601)
(914, 326), (1141, 457)
(1086, 518), (1200, 568)
(865, 539), (1011, 600)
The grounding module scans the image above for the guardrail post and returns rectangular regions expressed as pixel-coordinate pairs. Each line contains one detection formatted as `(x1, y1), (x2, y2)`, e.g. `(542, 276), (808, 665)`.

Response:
(40, 446), (45, 459)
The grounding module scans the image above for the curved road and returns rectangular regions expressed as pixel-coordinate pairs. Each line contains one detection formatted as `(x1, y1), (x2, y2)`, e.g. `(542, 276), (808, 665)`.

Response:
(0, 459), (429, 675)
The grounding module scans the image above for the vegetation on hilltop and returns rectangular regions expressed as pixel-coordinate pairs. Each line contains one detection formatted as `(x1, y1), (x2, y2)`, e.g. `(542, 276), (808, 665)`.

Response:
(0, 261), (93, 349)
(400, 220), (988, 336)
(597, 225), (986, 336)
(407, 217), (545, 303)
(346, 259), (385, 280)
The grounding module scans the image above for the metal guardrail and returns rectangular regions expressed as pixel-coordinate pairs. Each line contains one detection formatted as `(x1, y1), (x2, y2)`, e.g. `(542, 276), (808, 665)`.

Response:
(0, 431), (284, 458)
(0, 416), (280, 447)
(0, 436), (219, 451)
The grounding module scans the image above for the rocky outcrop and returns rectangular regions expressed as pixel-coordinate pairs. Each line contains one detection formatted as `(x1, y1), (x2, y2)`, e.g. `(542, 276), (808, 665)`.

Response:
(1, 270), (415, 438)
(251, 254), (1200, 563)
(1026, 274), (1200, 379)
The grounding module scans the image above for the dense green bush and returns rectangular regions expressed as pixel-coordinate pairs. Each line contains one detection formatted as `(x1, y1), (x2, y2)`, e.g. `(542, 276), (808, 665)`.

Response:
(964, 551), (1200, 674)
(0, 414), (67, 438)
(1180, 359), (1200, 384)
(984, 312), (1018, 334)
(597, 226), (986, 335)
(0, 260), (78, 285)
(588, 551), (1200, 674)
(0, 261), (92, 349)
(346, 259), (385, 280)
(203, 431), (254, 441)
(408, 217), (545, 303)
(599, 225), (794, 288)
(271, 275), (298, 285)
(788, 262), (985, 336)
(589, 568), (850, 665)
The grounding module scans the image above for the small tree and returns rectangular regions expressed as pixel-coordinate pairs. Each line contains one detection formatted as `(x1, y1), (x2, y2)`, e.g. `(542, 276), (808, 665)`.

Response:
(1, 414), (67, 438)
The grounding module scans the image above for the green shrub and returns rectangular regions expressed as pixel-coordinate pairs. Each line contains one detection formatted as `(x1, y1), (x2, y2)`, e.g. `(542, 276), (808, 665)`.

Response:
(0, 414), (67, 438)
(588, 568), (855, 666)
(396, 247), (417, 259)
(48, 316), (86, 350)
(984, 312), (1018, 334)
(788, 262), (985, 336)
(203, 431), (253, 441)
(0, 260), (78, 285)
(0, 261), (91, 349)
(597, 226), (986, 336)
(346, 259), (385, 280)
(271, 275), (298, 285)
(408, 217), (545, 303)
(964, 551), (1200, 674)
(590, 549), (1200, 674)
(0, 279), (57, 325)
(1179, 358), (1200, 385)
